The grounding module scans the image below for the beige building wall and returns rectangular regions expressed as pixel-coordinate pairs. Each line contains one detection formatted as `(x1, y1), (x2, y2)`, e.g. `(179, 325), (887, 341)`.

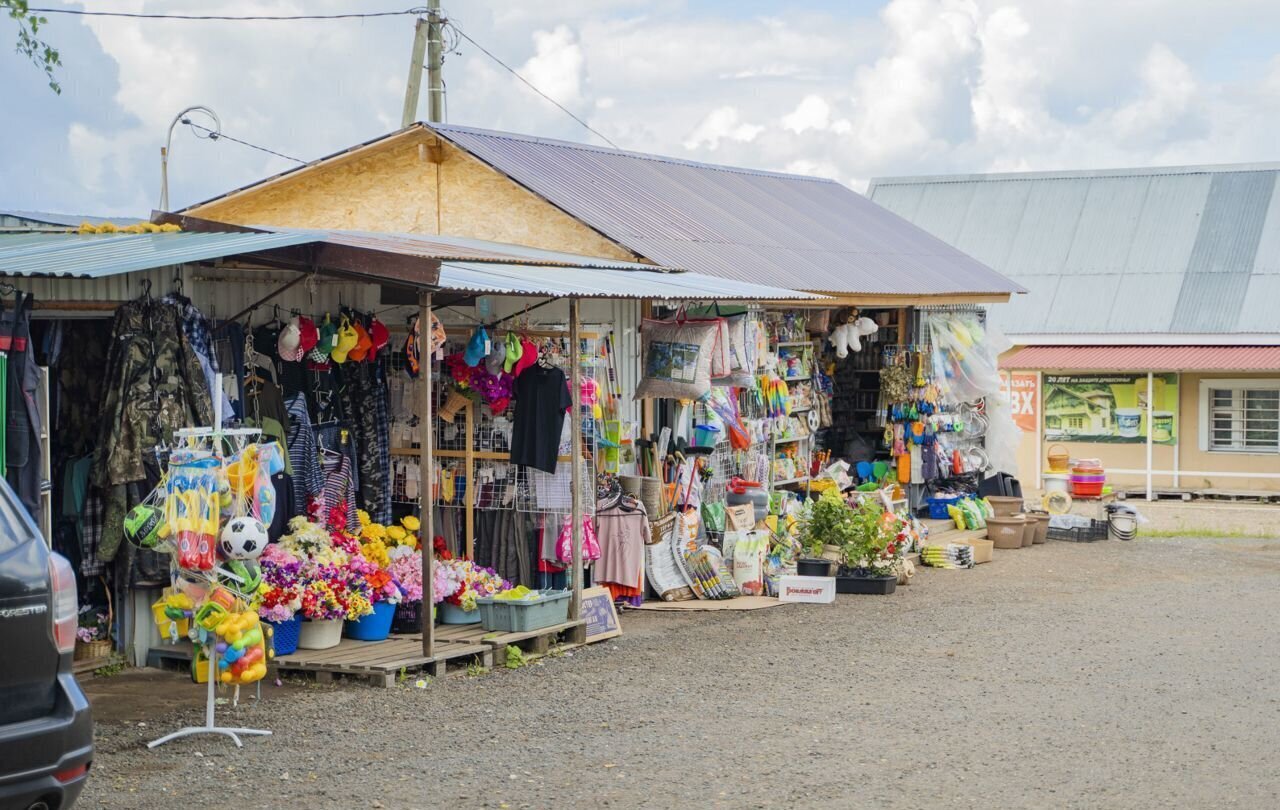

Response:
(187, 130), (637, 262)
(1007, 366), (1280, 493)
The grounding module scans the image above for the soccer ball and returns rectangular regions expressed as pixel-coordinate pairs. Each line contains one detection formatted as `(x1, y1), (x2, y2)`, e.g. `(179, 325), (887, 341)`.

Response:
(218, 517), (269, 560)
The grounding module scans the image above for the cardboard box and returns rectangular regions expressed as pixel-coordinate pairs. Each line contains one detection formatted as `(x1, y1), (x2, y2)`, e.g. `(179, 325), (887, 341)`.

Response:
(777, 575), (836, 604)
(951, 538), (993, 564)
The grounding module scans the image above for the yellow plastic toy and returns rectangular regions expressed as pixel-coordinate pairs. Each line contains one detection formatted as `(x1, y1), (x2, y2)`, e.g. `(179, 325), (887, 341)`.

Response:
(213, 611), (269, 685)
(151, 590), (193, 641)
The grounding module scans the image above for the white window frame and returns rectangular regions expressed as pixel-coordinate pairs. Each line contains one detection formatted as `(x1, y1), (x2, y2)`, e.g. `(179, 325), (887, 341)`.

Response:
(1197, 378), (1280, 455)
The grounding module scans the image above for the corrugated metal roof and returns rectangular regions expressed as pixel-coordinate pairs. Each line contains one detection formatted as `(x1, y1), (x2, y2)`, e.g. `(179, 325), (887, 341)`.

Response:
(428, 124), (1022, 297)
(1002, 345), (1280, 371)
(437, 262), (821, 300)
(0, 231), (319, 278)
(0, 231), (817, 301)
(284, 228), (672, 271)
(0, 210), (145, 228)
(868, 164), (1280, 336)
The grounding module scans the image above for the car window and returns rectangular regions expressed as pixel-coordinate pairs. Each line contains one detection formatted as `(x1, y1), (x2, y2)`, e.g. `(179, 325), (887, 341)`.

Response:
(0, 480), (40, 555)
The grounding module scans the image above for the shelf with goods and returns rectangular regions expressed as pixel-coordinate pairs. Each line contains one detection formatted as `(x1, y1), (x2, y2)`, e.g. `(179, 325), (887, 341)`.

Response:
(385, 327), (609, 560)
(766, 314), (822, 495)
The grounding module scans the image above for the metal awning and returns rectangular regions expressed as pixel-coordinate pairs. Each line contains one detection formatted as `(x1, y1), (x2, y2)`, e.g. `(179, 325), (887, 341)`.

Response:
(437, 261), (823, 300)
(1002, 345), (1280, 371)
(0, 231), (319, 278)
(0, 230), (820, 301)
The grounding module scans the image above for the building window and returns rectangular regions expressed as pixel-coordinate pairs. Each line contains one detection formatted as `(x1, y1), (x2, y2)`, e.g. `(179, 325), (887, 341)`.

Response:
(1066, 416), (1085, 430)
(1205, 384), (1280, 453)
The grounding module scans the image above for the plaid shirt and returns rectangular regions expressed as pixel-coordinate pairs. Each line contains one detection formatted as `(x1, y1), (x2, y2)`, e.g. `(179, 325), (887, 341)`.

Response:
(79, 489), (106, 577)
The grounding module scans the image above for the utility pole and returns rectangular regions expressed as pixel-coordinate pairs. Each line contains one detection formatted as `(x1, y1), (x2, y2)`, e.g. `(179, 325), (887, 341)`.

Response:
(426, 0), (444, 123)
(401, 1), (444, 127)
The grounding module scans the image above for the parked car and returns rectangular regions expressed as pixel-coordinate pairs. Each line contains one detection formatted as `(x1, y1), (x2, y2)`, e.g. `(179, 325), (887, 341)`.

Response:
(0, 477), (93, 809)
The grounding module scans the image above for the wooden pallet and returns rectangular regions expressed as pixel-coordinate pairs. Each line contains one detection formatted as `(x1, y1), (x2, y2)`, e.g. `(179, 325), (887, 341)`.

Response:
(433, 619), (587, 664)
(1198, 489), (1280, 504)
(274, 635), (490, 687)
(1115, 488), (1193, 501)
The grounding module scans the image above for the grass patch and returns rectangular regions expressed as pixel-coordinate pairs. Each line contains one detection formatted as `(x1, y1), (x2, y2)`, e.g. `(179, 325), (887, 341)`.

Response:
(1138, 527), (1275, 539)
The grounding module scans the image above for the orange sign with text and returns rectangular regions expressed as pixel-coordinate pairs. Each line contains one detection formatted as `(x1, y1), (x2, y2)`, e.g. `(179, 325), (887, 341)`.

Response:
(1002, 372), (1039, 433)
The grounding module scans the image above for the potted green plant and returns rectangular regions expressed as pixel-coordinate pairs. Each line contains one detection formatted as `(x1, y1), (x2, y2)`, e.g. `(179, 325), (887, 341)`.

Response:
(796, 489), (847, 577)
(835, 497), (898, 595)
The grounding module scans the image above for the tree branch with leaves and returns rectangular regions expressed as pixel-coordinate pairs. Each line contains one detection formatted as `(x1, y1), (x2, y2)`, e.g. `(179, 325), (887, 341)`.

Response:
(4, 0), (61, 94)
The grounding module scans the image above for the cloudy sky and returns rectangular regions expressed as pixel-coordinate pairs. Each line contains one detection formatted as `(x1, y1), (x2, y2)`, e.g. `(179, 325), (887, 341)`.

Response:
(4, 0), (1280, 217)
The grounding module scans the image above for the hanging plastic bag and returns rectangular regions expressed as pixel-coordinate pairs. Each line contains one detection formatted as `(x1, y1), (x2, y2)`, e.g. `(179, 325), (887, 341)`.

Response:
(983, 392), (1021, 476)
(635, 317), (723, 400)
(927, 312), (1003, 404)
(713, 314), (755, 386)
(165, 454), (221, 571)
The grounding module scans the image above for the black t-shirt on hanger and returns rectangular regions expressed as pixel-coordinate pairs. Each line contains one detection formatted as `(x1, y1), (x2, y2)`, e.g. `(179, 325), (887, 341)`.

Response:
(509, 364), (572, 474)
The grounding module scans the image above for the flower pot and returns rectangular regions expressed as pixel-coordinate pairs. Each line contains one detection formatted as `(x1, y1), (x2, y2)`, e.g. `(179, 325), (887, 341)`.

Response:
(986, 515), (1026, 549)
(297, 618), (343, 650)
(268, 615), (302, 656)
(1015, 514), (1036, 547)
(835, 574), (897, 595)
(439, 602), (481, 625)
(986, 496), (1023, 518)
(796, 558), (834, 577)
(1028, 512), (1049, 544)
(344, 601), (396, 641)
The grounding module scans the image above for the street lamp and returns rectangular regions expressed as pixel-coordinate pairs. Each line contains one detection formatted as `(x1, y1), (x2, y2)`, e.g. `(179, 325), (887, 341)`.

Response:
(159, 105), (221, 212)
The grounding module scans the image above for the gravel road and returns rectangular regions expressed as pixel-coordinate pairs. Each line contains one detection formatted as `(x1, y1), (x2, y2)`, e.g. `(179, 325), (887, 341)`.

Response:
(82, 536), (1280, 809)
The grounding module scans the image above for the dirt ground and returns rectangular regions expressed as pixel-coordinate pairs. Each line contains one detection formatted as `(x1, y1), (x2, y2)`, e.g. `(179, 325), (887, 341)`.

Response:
(81, 536), (1280, 809)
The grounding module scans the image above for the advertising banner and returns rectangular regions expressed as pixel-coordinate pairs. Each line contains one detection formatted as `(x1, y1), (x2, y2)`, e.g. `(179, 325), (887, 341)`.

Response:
(1000, 371), (1039, 433)
(1043, 374), (1178, 444)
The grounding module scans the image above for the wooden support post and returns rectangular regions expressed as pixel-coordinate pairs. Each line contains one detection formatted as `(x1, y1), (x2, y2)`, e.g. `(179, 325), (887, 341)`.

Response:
(418, 291), (435, 659)
(569, 298), (584, 623)
(464, 399), (475, 559)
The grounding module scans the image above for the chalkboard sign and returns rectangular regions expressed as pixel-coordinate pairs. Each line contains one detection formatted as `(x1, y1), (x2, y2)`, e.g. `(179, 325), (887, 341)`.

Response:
(580, 586), (622, 643)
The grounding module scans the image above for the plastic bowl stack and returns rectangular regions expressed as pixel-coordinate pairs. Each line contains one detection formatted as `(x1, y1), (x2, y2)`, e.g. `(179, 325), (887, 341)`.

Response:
(1070, 460), (1105, 498)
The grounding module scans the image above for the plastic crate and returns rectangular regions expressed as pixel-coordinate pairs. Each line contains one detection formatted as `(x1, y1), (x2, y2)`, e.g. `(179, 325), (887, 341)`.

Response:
(926, 496), (962, 520)
(1046, 519), (1108, 542)
(475, 589), (571, 633)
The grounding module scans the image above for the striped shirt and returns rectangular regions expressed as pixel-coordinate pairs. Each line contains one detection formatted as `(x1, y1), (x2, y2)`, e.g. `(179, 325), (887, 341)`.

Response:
(284, 393), (322, 511)
(314, 452), (358, 532)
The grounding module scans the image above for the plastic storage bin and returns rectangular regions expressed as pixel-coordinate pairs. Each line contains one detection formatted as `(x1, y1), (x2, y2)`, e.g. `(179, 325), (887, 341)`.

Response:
(269, 616), (302, 655)
(926, 495), (961, 520)
(475, 590), (571, 633)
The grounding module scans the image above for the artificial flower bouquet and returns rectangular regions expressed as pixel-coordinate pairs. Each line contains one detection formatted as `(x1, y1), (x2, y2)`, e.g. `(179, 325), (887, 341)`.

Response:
(438, 558), (510, 613)
(257, 543), (303, 623)
(257, 517), (375, 622)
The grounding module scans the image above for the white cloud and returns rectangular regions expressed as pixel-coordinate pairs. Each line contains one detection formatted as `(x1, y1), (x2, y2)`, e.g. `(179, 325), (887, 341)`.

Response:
(782, 95), (831, 134)
(683, 106), (764, 150)
(6, 0), (1280, 215)
(519, 25), (585, 105)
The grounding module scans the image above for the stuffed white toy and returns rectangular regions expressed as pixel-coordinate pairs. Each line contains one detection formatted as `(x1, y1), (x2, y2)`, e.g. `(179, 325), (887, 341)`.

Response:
(849, 316), (879, 352)
(829, 316), (880, 358)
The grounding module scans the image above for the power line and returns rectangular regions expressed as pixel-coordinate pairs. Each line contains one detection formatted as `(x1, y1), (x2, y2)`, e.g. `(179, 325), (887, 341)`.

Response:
(29, 7), (427, 21)
(446, 23), (619, 149)
(184, 121), (306, 165)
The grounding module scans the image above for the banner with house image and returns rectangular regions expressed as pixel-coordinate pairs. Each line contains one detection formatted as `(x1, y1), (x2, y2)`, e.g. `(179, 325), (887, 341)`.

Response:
(1043, 374), (1178, 444)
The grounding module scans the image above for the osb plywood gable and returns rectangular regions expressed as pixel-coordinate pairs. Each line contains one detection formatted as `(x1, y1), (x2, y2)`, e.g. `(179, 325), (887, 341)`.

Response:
(188, 130), (638, 262)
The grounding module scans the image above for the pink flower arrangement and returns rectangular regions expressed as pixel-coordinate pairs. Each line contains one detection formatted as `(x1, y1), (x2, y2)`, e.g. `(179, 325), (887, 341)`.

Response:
(387, 546), (423, 602)
(438, 559), (509, 612)
(387, 546), (458, 605)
